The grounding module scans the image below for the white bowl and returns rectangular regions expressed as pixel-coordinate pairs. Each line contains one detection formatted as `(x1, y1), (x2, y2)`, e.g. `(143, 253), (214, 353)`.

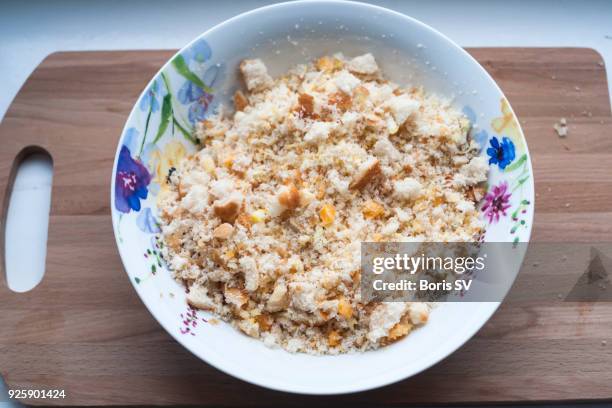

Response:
(111, 0), (534, 395)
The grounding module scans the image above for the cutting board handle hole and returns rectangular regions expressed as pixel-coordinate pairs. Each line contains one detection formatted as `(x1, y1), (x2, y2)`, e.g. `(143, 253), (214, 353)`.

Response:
(3, 146), (53, 293)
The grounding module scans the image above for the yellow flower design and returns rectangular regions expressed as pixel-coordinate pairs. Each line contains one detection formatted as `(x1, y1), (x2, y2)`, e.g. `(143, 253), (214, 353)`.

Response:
(148, 140), (186, 191)
(491, 98), (524, 152)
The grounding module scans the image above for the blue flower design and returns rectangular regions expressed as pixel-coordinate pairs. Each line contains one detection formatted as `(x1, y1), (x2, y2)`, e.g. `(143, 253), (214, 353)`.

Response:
(462, 105), (488, 152)
(473, 129), (489, 153)
(115, 146), (151, 213)
(177, 64), (219, 124)
(188, 99), (212, 124)
(183, 39), (212, 64)
(137, 207), (161, 233)
(462, 106), (477, 123)
(202, 63), (221, 87)
(140, 80), (160, 113)
(487, 136), (516, 170)
(123, 127), (140, 152)
(178, 81), (205, 104)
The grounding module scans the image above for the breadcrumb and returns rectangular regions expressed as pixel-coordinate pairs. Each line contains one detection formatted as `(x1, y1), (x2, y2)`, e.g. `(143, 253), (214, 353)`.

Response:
(158, 53), (488, 354)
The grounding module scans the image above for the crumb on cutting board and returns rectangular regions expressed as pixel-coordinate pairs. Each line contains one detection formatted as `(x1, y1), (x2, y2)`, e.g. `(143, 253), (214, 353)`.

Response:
(554, 117), (568, 137)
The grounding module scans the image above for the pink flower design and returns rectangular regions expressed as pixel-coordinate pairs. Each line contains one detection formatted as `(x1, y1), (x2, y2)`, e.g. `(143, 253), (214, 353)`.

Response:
(180, 306), (207, 336)
(481, 181), (511, 223)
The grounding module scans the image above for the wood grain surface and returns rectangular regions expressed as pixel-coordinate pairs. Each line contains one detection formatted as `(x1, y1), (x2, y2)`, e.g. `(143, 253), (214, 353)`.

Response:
(0, 48), (611, 406)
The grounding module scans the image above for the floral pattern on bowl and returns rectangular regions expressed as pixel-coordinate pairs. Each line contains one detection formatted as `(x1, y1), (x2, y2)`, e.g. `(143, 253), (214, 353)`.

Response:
(110, 0), (534, 395)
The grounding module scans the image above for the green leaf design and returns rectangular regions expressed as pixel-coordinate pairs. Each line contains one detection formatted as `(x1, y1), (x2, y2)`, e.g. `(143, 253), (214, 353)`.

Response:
(161, 71), (173, 94)
(504, 153), (527, 173)
(134, 277), (141, 284)
(512, 175), (530, 192)
(173, 117), (198, 144)
(172, 55), (214, 94)
(153, 93), (172, 144)
(138, 107), (153, 156)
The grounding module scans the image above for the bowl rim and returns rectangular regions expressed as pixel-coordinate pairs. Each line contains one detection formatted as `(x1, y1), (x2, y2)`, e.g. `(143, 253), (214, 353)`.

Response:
(110, 0), (534, 395)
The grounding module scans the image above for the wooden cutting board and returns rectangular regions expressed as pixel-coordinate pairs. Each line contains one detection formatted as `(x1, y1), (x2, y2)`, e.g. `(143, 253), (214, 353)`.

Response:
(1, 48), (611, 406)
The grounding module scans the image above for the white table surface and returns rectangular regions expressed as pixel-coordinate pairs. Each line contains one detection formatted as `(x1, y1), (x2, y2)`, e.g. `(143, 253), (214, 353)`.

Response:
(1, 0), (611, 405)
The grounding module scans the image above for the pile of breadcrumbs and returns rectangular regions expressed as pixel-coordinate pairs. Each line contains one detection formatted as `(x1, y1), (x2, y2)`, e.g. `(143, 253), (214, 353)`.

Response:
(157, 53), (488, 354)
